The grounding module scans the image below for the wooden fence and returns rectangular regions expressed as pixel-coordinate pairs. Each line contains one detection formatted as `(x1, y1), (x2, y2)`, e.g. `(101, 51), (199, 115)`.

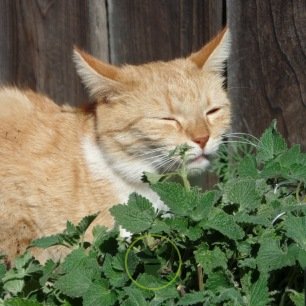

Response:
(0, 0), (305, 154)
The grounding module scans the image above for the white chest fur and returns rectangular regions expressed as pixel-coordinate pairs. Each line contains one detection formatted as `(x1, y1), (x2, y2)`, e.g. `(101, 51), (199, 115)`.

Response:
(81, 136), (167, 211)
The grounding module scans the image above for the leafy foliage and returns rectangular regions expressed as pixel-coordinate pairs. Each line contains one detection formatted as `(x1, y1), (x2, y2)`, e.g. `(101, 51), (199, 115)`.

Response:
(1, 122), (306, 305)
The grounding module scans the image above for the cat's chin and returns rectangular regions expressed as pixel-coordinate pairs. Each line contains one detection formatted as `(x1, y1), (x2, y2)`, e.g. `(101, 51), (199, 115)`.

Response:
(186, 155), (210, 175)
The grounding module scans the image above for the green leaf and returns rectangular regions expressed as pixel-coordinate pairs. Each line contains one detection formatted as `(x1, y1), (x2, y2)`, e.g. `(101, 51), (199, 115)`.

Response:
(83, 282), (117, 306)
(151, 182), (198, 216)
(2, 271), (25, 296)
(30, 234), (64, 249)
(215, 288), (244, 305)
(206, 271), (231, 292)
(39, 259), (56, 286)
(122, 287), (147, 306)
(195, 245), (227, 274)
(238, 155), (258, 178)
(136, 273), (168, 290)
(92, 225), (109, 248)
(257, 121), (287, 162)
(257, 235), (295, 272)
(201, 209), (244, 240)
(289, 291), (304, 306)
(4, 299), (43, 306)
(143, 172), (166, 184)
(76, 213), (99, 235)
(0, 263), (6, 279)
(283, 215), (306, 250)
(164, 217), (188, 233)
(185, 225), (203, 241)
(54, 251), (100, 297)
(14, 252), (33, 270)
(102, 254), (129, 288)
(176, 291), (206, 305)
(224, 178), (261, 212)
(190, 190), (220, 221)
(234, 213), (269, 227)
(110, 193), (156, 233)
(241, 272), (270, 306)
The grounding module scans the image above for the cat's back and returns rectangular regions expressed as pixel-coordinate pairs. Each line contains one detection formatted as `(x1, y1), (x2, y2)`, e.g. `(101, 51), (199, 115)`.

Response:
(0, 87), (60, 118)
(0, 87), (79, 151)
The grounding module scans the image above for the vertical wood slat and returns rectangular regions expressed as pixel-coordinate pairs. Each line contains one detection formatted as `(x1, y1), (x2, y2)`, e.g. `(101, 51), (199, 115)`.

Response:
(228, 0), (306, 149)
(0, 0), (108, 106)
(107, 0), (225, 65)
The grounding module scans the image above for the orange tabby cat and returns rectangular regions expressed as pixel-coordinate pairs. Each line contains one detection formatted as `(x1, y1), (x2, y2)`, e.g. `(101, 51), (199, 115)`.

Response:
(0, 29), (231, 263)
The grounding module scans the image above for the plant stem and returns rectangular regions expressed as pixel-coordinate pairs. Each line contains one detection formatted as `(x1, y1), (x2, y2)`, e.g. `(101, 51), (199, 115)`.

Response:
(197, 264), (204, 291)
(177, 284), (186, 297)
(181, 156), (191, 191)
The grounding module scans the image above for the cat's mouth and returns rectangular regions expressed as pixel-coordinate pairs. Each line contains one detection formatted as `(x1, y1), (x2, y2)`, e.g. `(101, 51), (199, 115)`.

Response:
(187, 153), (210, 165)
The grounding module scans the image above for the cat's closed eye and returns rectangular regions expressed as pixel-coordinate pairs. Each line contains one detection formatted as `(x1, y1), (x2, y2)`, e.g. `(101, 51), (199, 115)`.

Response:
(206, 107), (221, 116)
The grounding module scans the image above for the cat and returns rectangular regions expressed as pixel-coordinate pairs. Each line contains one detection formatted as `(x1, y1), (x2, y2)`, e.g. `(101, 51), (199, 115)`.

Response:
(0, 28), (231, 263)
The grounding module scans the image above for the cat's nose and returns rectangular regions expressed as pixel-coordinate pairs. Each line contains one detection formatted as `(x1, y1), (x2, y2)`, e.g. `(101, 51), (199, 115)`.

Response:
(193, 135), (209, 149)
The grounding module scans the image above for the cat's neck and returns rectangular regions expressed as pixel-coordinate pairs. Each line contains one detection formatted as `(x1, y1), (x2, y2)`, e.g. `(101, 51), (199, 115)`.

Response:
(81, 135), (167, 211)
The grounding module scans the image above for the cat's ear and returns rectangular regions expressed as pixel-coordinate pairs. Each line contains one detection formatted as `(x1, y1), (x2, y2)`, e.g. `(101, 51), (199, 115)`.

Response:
(73, 48), (122, 101)
(189, 27), (230, 73)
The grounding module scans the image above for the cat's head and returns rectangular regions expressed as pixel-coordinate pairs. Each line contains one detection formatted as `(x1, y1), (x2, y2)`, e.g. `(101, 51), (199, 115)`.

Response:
(74, 28), (231, 183)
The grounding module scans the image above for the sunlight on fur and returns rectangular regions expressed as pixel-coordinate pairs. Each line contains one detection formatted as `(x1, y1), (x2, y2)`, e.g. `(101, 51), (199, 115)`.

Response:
(0, 28), (231, 263)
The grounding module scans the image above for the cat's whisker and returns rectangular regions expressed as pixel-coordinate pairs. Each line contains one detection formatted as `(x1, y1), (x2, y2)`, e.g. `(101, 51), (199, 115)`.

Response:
(223, 132), (260, 142)
(222, 137), (258, 148)
(220, 140), (259, 149)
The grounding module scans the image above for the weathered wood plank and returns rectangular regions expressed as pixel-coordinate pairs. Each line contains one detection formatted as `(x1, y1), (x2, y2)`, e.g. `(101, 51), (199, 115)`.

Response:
(107, 0), (225, 65)
(228, 0), (306, 148)
(0, 0), (108, 106)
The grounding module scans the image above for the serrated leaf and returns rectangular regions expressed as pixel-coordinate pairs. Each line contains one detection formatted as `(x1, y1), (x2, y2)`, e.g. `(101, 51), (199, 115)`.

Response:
(3, 271), (25, 295)
(278, 145), (301, 168)
(30, 234), (64, 249)
(195, 245), (227, 274)
(257, 122), (287, 162)
(283, 215), (306, 250)
(238, 155), (258, 178)
(289, 291), (304, 306)
(39, 259), (56, 286)
(61, 248), (87, 272)
(102, 254), (129, 288)
(4, 299), (43, 306)
(123, 287), (146, 306)
(152, 285), (179, 303)
(136, 273), (168, 290)
(176, 291), (206, 305)
(83, 282), (116, 306)
(0, 263), (6, 279)
(234, 213), (269, 226)
(257, 235), (295, 272)
(185, 225), (203, 241)
(206, 271), (231, 292)
(92, 225), (109, 248)
(143, 172), (165, 184)
(201, 209), (244, 240)
(14, 252), (33, 270)
(164, 217), (188, 233)
(224, 178), (261, 212)
(54, 252), (100, 297)
(76, 213), (99, 236)
(151, 182), (198, 216)
(190, 190), (220, 221)
(215, 288), (244, 305)
(150, 219), (171, 234)
(248, 274), (269, 306)
(110, 193), (156, 233)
